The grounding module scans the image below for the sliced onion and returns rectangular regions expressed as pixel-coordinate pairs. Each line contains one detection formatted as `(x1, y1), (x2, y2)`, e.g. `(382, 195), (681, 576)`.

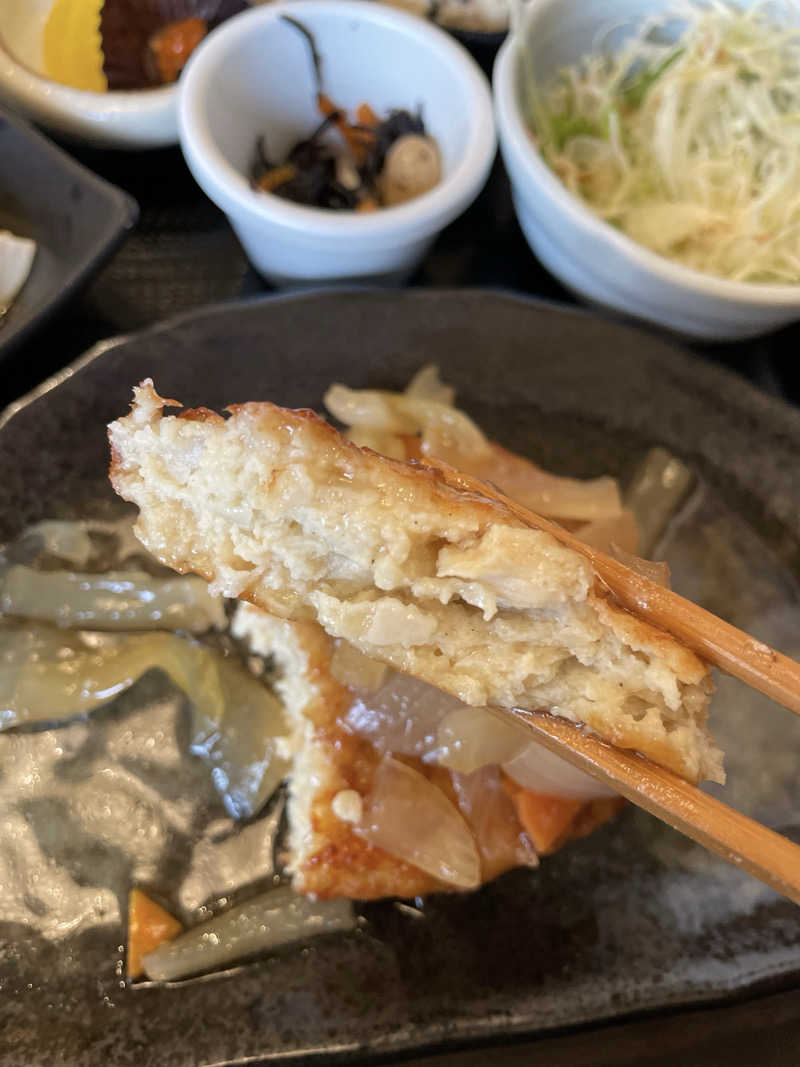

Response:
(328, 372), (624, 523)
(0, 565), (226, 632)
(356, 756), (481, 889)
(409, 398), (490, 461)
(324, 384), (418, 433)
(0, 625), (216, 728)
(451, 766), (538, 879)
(346, 426), (406, 460)
(20, 518), (147, 567)
(430, 440), (624, 522)
(0, 621), (288, 818)
(330, 641), (388, 693)
(611, 545), (671, 589)
(326, 379), (489, 460)
(436, 706), (527, 774)
(142, 885), (355, 982)
(624, 448), (694, 557)
(502, 740), (617, 800)
(344, 671), (461, 759)
(404, 365), (455, 406)
(190, 655), (289, 819)
(575, 509), (640, 554)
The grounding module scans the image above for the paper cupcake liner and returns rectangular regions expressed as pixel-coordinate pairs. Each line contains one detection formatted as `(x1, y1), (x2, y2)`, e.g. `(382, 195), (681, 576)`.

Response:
(101, 0), (247, 89)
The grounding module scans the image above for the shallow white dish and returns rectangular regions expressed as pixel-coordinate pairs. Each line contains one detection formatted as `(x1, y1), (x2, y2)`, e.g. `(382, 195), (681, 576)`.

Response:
(493, 0), (800, 342)
(178, 0), (496, 287)
(0, 0), (177, 148)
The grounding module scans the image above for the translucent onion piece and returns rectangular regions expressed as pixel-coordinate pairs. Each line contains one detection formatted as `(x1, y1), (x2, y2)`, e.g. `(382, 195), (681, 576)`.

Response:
(346, 426), (406, 460)
(324, 384), (419, 434)
(19, 518), (148, 568)
(503, 739), (617, 800)
(330, 640), (388, 693)
(345, 671), (462, 759)
(330, 371), (620, 521)
(410, 397), (490, 461)
(624, 448), (694, 557)
(356, 756), (481, 889)
(0, 624), (214, 727)
(575, 509), (640, 554)
(0, 621), (288, 817)
(142, 885), (355, 982)
(189, 656), (289, 819)
(404, 365), (455, 406)
(0, 565), (226, 632)
(429, 440), (624, 522)
(0, 230), (36, 314)
(611, 546), (671, 589)
(20, 520), (96, 567)
(451, 765), (538, 879)
(325, 382), (490, 460)
(436, 705), (528, 774)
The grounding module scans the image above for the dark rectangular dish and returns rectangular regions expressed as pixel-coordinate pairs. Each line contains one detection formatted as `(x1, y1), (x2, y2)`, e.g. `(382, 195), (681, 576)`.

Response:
(0, 106), (138, 360)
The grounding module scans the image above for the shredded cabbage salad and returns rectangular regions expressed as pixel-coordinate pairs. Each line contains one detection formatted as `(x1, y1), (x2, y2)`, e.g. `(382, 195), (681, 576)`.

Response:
(526, 1), (800, 283)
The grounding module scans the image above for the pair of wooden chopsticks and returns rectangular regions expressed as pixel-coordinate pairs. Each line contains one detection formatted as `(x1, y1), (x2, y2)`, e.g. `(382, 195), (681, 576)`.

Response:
(431, 460), (800, 907)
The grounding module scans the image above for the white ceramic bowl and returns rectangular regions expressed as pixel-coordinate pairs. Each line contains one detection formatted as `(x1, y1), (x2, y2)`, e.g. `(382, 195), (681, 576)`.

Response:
(0, 0), (178, 148)
(494, 0), (800, 341)
(178, 0), (496, 286)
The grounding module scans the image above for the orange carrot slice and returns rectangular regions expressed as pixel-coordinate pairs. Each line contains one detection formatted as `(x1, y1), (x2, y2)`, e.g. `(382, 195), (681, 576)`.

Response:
(257, 164), (296, 193)
(318, 93), (375, 163)
(356, 102), (380, 128)
(127, 888), (182, 980)
(506, 782), (584, 855)
(147, 18), (207, 85)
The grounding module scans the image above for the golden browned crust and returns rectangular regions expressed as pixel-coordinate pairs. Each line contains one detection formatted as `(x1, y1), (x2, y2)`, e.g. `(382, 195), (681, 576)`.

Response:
(279, 618), (444, 899)
(108, 381), (721, 785)
(248, 612), (621, 899)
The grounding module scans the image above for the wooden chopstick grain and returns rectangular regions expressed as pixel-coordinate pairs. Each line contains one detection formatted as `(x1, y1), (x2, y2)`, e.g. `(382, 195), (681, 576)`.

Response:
(420, 459), (800, 903)
(507, 708), (800, 907)
(431, 461), (800, 716)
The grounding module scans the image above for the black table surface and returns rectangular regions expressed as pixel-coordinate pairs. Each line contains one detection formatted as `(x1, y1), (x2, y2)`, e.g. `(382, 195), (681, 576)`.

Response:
(3, 142), (800, 1066)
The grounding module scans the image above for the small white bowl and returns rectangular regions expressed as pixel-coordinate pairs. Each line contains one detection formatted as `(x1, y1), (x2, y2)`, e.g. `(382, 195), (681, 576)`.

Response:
(178, 0), (496, 286)
(0, 0), (177, 148)
(493, 0), (800, 341)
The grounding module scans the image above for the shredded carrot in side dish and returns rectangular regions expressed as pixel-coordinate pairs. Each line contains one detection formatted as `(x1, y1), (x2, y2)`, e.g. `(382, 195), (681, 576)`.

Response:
(317, 93), (375, 162)
(257, 164), (297, 193)
(127, 888), (183, 979)
(356, 102), (380, 128)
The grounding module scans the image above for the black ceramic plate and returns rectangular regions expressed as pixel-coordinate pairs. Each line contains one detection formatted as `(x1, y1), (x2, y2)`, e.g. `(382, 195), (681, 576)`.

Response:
(1, 290), (799, 1066)
(0, 107), (138, 359)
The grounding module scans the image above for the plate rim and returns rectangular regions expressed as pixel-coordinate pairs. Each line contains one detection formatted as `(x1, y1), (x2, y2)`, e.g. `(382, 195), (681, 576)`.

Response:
(1, 286), (799, 1063)
(3, 286), (800, 439)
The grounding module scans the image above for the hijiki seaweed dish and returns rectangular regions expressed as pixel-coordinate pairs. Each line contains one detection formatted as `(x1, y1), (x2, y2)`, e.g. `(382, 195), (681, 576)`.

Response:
(250, 18), (442, 211)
